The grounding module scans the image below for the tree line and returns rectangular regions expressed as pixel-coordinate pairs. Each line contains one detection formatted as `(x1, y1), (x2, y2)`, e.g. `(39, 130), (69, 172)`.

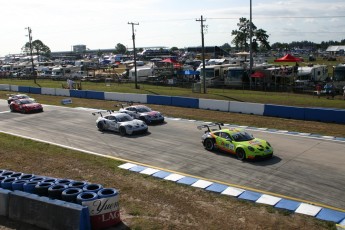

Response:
(22, 17), (345, 58)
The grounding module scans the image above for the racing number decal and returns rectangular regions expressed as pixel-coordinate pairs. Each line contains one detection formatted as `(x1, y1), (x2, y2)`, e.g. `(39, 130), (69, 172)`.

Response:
(227, 142), (235, 150)
(219, 139), (235, 151)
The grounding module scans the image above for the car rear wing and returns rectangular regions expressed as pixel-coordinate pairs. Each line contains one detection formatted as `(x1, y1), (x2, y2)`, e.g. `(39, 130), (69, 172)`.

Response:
(197, 122), (224, 132)
(92, 110), (114, 117)
(114, 101), (135, 108)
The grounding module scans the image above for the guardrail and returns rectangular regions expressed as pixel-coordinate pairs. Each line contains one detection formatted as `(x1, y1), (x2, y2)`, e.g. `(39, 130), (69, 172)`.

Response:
(1, 84), (344, 124)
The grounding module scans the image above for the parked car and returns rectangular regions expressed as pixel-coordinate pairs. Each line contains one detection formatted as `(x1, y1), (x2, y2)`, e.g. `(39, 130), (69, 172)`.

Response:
(9, 99), (43, 113)
(198, 123), (273, 160)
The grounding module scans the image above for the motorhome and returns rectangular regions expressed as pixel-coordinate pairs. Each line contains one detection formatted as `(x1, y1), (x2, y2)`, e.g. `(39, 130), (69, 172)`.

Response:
(332, 64), (345, 93)
(51, 65), (79, 80)
(224, 66), (245, 86)
(297, 65), (328, 82)
(197, 63), (240, 86)
(128, 67), (153, 82)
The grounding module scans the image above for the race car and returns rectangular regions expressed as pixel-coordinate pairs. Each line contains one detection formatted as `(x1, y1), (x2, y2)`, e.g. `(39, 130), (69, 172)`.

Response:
(92, 110), (148, 136)
(198, 123), (273, 160)
(117, 103), (164, 124)
(9, 99), (43, 113)
(7, 94), (34, 104)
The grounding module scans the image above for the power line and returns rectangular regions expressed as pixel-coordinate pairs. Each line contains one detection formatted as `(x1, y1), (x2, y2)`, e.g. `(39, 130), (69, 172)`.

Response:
(208, 15), (345, 20)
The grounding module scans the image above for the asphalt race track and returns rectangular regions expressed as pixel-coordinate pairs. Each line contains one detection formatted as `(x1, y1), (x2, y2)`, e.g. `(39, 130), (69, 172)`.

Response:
(0, 99), (344, 210)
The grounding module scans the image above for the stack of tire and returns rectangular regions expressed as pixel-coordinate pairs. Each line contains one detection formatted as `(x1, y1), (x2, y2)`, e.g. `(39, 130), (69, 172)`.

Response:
(0, 169), (121, 229)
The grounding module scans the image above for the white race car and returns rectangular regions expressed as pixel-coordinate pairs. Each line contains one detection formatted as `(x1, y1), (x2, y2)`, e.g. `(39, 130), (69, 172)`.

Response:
(118, 104), (164, 124)
(92, 111), (148, 135)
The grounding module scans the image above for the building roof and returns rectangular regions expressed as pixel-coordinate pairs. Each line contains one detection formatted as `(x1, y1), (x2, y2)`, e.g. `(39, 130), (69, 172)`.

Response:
(326, 46), (345, 52)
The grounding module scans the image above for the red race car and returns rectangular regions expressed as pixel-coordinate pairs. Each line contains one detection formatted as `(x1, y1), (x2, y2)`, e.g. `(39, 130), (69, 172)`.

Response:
(9, 99), (43, 113)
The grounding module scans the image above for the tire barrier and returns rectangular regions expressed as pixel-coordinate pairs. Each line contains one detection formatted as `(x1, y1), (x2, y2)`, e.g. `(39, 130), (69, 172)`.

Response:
(83, 184), (103, 193)
(23, 181), (39, 193)
(48, 184), (69, 199)
(9, 172), (23, 179)
(56, 178), (74, 185)
(19, 174), (35, 180)
(1, 171), (15, 177)
(61, 188), (83, 203)
(34, 182), (54, 196)
(11, 180), (28, 191)
(69, 181), (89, 189)
(41, 178), (57, 183)
(1, 178), (17, 190)
(29, 176), (46, 183)
(0, 169), (121, 229)
(76, 192), (98, 204)
(0, 176), (7, 183)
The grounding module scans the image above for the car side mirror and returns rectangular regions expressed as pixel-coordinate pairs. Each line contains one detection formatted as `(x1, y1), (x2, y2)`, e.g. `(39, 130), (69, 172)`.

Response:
(226, 138), (232, 142)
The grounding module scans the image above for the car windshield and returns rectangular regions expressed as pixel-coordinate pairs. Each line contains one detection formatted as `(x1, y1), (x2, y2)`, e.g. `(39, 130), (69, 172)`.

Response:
(18, 95), (29, 99)
(19, 99), (35, 104)
(136, 106), (151, 113)
(116, 114), (133, 122)
(231, 131), (254, 142)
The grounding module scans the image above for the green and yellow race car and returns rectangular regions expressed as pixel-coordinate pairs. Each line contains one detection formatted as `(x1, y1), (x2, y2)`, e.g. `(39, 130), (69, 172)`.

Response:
(198, 123), (273, 160)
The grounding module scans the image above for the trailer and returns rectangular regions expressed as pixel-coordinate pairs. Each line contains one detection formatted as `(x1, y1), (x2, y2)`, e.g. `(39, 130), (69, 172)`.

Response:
(128, 67), (153, 82)
(333, 64), (345, 93)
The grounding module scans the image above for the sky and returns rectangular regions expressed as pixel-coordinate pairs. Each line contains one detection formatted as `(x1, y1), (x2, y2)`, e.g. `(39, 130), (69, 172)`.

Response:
(1, 0), (344, 57)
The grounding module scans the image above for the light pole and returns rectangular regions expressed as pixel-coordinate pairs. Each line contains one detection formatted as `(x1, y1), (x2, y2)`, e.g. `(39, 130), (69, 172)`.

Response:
(128, 22), (139, 89)
(26, 27), (36, 84)
(196, 15), (207, 94)
(249, 0), (253, 89)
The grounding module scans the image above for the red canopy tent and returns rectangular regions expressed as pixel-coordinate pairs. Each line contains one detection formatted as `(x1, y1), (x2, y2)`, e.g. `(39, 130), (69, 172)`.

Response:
(160, 58), (178, 63)
(251, 71), (264, 78)
(274, 54), (303, 62)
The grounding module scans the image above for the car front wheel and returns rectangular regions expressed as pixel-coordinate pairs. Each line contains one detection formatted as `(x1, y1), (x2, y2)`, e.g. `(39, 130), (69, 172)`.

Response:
(204, 139), (214, 151)
(236, 148), (246, 161)
(119, 127), (127, 136)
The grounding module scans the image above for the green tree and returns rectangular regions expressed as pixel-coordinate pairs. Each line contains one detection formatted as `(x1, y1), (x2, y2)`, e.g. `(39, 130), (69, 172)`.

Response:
(221, 43), (231, 52)
(22, 39), (51, 58)
(231, 17), (270, 52)
(170, 47), (179, 52)
(115, 43), (127, 54)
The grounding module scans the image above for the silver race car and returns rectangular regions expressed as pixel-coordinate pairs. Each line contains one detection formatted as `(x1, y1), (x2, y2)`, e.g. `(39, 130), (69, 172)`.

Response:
(92, 110), (148, 135)
(118, 104), (164, 124)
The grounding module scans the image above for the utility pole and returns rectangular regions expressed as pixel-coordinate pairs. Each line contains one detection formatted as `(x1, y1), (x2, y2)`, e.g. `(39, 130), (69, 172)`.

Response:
(26, 27), (36, 84)
(249, 0), (253, 89)
(128, 22), (139, 89)
(196, 15), (207, 94)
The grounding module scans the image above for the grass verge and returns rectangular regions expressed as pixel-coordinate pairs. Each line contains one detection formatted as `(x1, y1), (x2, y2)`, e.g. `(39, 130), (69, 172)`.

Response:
(0, 133), (336, 230)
